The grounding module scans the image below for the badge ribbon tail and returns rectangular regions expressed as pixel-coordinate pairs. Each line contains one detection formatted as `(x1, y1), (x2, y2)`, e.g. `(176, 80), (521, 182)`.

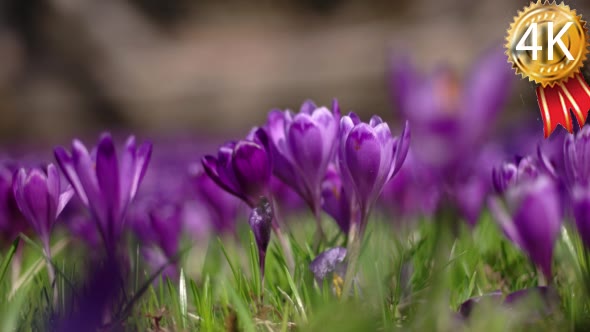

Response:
(536, 73), (590, 138)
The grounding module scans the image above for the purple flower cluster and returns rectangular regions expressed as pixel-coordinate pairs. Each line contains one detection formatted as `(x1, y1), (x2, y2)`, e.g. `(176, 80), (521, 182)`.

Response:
(487, 126), (590, 281)
(201, 100), (411, 285)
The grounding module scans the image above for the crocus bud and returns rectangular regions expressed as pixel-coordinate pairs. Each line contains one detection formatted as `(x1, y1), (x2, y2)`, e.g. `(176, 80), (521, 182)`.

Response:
(202, 136), (271, 208)
(249, 197), (273, 284)
(339, 113), (410, 228)
(489, 176), (561, 280)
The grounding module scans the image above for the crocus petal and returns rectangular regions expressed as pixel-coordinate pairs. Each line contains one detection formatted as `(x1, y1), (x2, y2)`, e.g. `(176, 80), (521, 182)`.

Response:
(464, 47), (512, 129)
(55, 147), (88, 205)
(96, 133), (121, 222)
(287, 114), (324, 188)
(202, 155), (241, 199)
(299, 99), (317, 114)
(22, 169), (51, 239)
(369, 115), (384, 127)
(488, 196), (524, 249)
(344, 124), (382, 206)
(391, 121), (411, 177)
(71, 140), (103, 214)
(309, 247), (347, 284)
(57, 186), (75, 217)
(131, 141), (152, 200)
(13, 169), (34, 227)
(507, 177), (561, 278)
(573, 185), (590, 249)
(233, 141), (270, 204)
(46, 164), (60, 213)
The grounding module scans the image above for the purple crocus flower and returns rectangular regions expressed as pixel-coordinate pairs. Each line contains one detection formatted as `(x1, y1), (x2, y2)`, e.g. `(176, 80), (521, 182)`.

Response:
(202, 131), (271, 208)
(263, 100), (340, 222)
(189, 163), (240, 234)
(379, 151), (440, 221)
(129, 200), (183, 280)
(388, 47), (512, 225)
(0, 162), (27, 244)
(492, 156), (542, 194)
(488, 176), (561, 279)
(249, 197), (273, 287)
(54, 133), (152, 254)
(390, 47), (512, 170)
(309, 247), (347, 296)
(563, 127), (590, 249)
(321, 164), (352, 234)
(12, 164), (74, 255)
(339, 113), (410, 229)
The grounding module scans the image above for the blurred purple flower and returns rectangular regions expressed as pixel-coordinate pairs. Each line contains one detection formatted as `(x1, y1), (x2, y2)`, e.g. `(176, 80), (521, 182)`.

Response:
(448, 146), (503, 226)
(309, 247), (347, 284)
(249, 197), (273, 285)
(563, 127), (590, 249)
(55, 257), (124, 332)
(489, 176), (561, 279)
(54, 133), (152, 253)
(492, 156), (542, 194)
(202, 132), (271, 208)
(309, 247), (348, 297)
(129, 200), (183, 280)
(379, 151), (440, 221)
(263, 100), (340, 219)
(12, 164), (74, 254)
(0, 162), (27, 244)
(189, 163), (240, 234)
(321, 164), (352, 233)
(339, 113), (410, 228)
(390, 47), (512, 170)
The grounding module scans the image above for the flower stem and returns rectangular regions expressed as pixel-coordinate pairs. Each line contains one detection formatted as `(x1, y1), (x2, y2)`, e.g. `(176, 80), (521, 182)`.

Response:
(43, 244), (58, 308)
(342, 222), (361, 298)
(271, 221), (295, 272)
(313, 207), (327, 249)
(270, 196), (295, 271)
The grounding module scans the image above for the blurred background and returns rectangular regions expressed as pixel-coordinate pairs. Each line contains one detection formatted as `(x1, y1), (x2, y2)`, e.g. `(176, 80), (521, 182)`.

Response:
(0, 0), (588, 145)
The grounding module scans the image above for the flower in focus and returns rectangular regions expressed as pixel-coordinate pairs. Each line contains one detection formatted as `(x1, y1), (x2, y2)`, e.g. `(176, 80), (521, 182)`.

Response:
(321, 164), (352, 233)
(202, 131), (271, 208)
(489, 176), (561, 279)
(339, 113), (410, 229)
(54, 133), (152, 253)
(189, 163), (241, 234)
(249, 197), (273, 285)
(12, 164), (74, 254)
(263, 100), (340, 219)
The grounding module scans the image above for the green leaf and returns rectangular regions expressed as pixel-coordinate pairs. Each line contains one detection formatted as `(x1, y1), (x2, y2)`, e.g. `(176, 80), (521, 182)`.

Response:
(0, 237), (19, 285)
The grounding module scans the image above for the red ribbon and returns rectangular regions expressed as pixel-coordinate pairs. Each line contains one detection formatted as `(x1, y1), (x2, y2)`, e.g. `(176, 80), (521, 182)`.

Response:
(536, 73), (590, 138)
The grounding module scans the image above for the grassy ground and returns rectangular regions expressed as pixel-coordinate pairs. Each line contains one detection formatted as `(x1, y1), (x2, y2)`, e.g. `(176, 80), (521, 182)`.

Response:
(0, 212), (588, 331)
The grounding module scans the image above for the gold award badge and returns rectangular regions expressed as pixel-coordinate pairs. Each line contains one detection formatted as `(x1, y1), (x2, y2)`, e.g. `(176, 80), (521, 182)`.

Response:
(506, 1), (590, 137)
